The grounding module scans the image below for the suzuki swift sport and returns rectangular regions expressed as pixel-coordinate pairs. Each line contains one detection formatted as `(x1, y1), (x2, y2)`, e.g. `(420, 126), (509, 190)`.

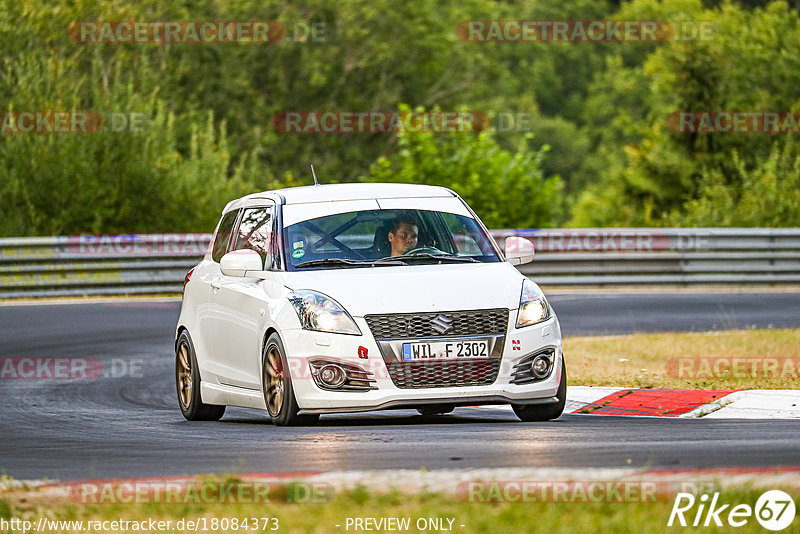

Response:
(175, 183), (566, 425)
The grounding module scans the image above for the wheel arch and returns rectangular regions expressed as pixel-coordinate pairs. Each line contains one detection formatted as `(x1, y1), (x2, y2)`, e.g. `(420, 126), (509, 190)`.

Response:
(262, 327), (280, 350)
(260, 327), (280, 381)
(175, 325), (189, 350)
(175, 327), (208, 386)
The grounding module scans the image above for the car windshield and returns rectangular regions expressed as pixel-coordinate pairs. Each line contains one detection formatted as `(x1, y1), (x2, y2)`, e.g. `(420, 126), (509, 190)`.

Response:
(283, 209), (500, 270)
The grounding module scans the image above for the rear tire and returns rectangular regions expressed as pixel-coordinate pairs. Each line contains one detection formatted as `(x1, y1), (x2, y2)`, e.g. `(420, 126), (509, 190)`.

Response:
(176, 331), (225, 421)
(262, 333), (319, 427)
(512, 358), (567, 422)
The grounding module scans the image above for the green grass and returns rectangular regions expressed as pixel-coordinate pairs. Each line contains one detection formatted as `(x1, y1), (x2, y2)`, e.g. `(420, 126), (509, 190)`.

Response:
(564, 328), (800, 389)
(2, 484), (798, 533)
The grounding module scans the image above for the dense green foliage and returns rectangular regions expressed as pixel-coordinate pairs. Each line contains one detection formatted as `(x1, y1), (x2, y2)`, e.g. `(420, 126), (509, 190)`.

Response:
(366, 107), (563, 229)
(571, 0), (800, 227)
(0, 0), (798, 235)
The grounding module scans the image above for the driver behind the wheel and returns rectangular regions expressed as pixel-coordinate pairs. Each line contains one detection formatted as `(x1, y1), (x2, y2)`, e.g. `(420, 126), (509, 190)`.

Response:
(387, 216), (419, 256)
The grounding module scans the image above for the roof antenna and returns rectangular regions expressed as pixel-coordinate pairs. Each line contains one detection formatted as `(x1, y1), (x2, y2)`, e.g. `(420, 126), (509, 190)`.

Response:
(310, 164), (319, 186)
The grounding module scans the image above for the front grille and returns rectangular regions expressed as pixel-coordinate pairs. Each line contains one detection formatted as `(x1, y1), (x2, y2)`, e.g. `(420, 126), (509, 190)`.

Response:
(385, 359), (501, 389)
(366, 309), (508, 339)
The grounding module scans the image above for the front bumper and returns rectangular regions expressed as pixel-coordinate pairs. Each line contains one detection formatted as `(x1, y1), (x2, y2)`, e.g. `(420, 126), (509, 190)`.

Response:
(281, 312), (563, 413)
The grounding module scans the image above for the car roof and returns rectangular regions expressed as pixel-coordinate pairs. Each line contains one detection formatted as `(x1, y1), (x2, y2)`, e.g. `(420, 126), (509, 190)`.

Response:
(224, 183), (457, 212)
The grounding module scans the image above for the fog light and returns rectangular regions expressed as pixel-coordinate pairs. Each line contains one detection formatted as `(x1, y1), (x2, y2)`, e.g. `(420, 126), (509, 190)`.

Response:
(319, 364), (346, 388)
(531, 354), (551, 378)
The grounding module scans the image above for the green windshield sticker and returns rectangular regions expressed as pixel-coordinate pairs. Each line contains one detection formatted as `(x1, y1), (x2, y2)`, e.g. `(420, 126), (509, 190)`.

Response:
(292, 249), (306, 259)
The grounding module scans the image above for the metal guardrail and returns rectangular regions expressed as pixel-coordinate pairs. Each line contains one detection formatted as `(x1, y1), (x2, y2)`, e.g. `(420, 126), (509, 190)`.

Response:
(1, 229), (799, 298)
(491, 228), (800, 286)
(0, 234), (211, 299)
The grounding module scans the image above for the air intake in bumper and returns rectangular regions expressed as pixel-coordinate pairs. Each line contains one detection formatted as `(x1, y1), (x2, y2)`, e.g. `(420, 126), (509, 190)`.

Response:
(367, 309), (509, 389)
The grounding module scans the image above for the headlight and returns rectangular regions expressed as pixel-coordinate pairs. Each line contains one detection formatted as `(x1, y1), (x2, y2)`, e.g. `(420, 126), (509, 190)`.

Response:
(516, 279), (550, 328)
(288, 290), (361, 335)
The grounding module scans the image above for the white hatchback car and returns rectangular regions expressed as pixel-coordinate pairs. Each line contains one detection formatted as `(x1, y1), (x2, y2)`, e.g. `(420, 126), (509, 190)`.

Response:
(175, 183), (566, 425)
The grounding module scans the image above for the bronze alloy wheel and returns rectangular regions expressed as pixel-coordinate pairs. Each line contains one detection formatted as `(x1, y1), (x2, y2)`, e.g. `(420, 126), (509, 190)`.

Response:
(175, 331), (225, 421)
(261, 333), (318, 426)
(264, 343), (285, 417)
(176, 340), (193, 410)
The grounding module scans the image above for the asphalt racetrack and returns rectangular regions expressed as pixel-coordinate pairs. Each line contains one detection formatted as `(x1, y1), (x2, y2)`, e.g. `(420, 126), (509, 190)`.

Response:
(1, 291), (799, 481)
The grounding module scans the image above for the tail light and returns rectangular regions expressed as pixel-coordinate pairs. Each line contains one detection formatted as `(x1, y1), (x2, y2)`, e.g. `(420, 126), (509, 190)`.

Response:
(183, 268), (195, 293)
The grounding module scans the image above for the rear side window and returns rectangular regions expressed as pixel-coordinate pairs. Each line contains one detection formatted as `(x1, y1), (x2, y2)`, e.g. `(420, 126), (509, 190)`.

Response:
(212, 210), (239, 263)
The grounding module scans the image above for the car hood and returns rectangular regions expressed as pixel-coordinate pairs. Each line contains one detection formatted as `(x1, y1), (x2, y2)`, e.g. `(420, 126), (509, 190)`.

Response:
(279, 262), (526, 316)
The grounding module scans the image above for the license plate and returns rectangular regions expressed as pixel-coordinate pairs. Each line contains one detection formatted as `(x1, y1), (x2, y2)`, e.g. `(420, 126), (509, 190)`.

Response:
(401, 340), (490, 361)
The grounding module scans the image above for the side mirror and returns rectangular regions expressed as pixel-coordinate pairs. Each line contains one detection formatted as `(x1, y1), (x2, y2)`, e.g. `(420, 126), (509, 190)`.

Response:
(220, 249), (264, 277)
(504, 236), (535, 266)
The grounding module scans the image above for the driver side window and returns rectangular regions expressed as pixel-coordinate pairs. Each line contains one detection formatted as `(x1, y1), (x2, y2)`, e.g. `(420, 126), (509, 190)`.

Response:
(232, 206), (276, 269)
(212, 210), (239, 263)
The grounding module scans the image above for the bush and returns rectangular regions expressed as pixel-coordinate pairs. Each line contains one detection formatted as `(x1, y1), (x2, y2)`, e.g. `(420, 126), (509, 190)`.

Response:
(364, 107), (563, 229)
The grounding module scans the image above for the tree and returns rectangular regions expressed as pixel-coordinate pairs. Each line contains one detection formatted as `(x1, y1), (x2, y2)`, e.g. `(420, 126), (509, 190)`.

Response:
(364, 107), (563, 229)
(570, 0), (800, 227)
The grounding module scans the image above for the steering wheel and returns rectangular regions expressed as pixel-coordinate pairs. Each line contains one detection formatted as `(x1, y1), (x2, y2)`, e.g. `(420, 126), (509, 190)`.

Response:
(405, 246), (445, 255)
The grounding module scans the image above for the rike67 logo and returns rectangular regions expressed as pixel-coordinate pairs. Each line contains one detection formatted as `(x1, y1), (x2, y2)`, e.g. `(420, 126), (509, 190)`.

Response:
(668, 490), (796, 531)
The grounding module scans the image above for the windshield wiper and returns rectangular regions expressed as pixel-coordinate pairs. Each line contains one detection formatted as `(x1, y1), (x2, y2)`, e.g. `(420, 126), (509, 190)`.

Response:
(296, 253), (476, 269)
(377, 253), (479, 263)
(295, 258), (407, 269)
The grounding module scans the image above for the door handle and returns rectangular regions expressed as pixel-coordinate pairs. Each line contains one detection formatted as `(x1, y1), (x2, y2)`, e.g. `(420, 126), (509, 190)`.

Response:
(211, 279), (221, 291)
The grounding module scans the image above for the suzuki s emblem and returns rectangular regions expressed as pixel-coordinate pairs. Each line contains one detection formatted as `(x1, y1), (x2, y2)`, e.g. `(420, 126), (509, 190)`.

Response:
(430, 314), (453, 335)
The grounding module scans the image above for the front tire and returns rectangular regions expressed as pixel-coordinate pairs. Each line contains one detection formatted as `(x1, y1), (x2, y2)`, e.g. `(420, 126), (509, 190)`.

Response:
(176, 331), (225, 421)
(512, 358), (567, 422)
(262, 333), (319, 427)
